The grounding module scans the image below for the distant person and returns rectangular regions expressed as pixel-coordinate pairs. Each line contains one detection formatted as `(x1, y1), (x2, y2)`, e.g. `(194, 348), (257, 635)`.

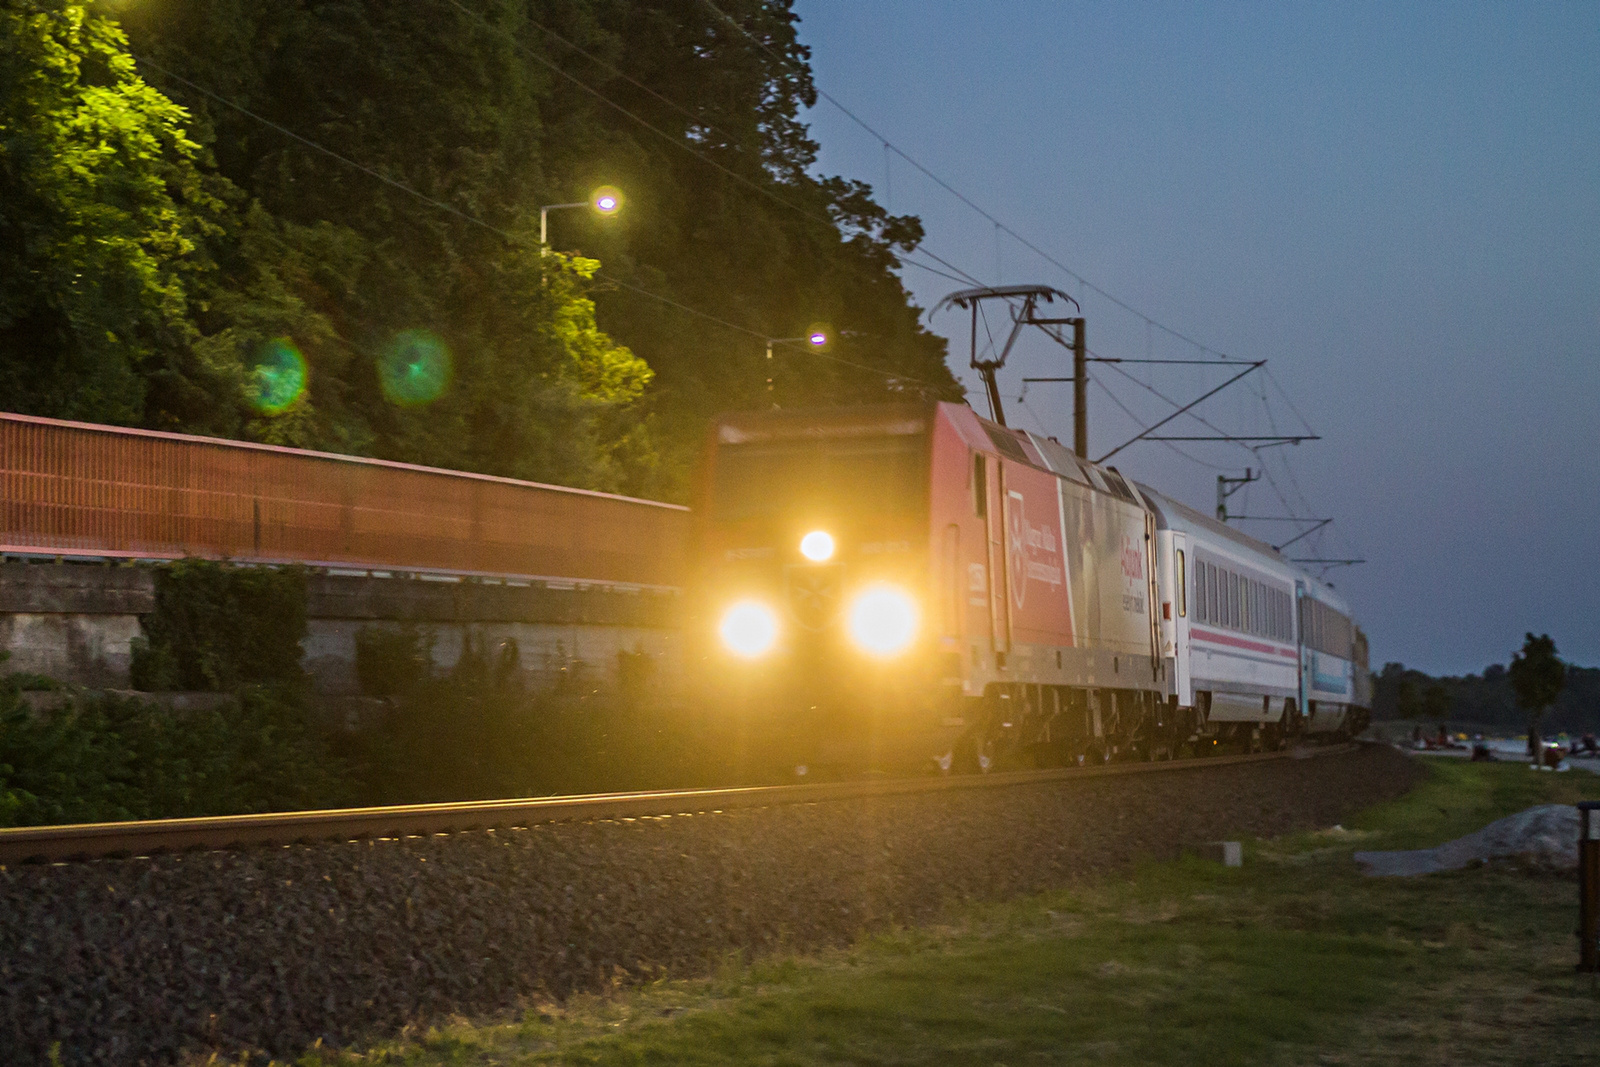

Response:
(1435, 725), (1449, 748)
(1527, 725), (1540, 761)
(1582, 734), (1598, 756)
(1413, 725), (1425, 746)
(1471, 740), (1494, 762)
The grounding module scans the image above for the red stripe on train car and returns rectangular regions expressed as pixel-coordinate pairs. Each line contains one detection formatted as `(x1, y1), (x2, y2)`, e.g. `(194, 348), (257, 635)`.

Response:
(1189, 627), (1299, 659)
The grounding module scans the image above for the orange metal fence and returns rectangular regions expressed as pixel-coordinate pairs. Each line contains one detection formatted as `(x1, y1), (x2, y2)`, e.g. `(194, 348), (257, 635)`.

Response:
(0, 413), (687, 588)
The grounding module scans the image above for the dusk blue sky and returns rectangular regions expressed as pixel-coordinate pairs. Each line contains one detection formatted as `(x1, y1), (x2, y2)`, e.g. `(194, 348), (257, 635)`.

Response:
(793, 1), (1599, 676)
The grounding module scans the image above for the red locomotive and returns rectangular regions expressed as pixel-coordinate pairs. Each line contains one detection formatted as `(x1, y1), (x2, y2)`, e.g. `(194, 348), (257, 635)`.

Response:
(689, 400), (1368, 777)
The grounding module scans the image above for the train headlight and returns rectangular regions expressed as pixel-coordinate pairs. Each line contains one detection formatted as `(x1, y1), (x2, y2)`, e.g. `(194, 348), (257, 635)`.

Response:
(799, 530), (835, 562)
(847, 585), (918, 657)
(719, 600), (779, 658)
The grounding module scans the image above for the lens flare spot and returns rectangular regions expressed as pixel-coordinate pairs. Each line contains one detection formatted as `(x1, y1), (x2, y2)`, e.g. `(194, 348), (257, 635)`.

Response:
(380, 330), (452, 407)
(250, 338), (308, 414)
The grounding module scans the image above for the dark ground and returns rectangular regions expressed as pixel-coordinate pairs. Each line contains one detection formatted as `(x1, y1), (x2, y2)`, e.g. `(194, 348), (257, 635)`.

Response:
(0, 744), (1421, 1065)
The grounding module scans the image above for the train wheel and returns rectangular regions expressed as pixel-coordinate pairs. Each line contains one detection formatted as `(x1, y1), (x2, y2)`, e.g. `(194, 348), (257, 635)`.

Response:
(950, 732), (993, 774)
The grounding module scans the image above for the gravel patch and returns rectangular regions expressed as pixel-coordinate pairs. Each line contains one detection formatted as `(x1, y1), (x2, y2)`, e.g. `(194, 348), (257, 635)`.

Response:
(1355, 803), (1581, 876)
(0, 744), (1420, 1064)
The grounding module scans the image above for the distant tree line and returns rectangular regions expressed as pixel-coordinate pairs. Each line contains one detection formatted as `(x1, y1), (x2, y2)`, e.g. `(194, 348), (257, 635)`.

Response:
(1373, 634), (1596, 735)
(1, 1), (958, 501)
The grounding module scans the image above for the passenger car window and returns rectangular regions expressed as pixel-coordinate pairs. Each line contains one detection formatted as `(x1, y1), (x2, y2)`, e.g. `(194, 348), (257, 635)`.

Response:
(973, 453), (986, 518)
(1177, 550), (1187, 618)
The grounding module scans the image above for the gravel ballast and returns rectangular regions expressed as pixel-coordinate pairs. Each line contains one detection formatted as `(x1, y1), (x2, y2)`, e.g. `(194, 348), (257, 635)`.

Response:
(0, 744), (1420, 1064)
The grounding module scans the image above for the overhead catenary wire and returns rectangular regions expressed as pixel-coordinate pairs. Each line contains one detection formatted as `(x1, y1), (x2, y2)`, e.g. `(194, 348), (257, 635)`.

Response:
(128, 51), (942, 390)
(445, 0), (988, 295)
(701, 0), (1239, 363)
(703, 0), (1356, 562)
(145, 7), (1345, 552)
(484, 0), (1337, 508)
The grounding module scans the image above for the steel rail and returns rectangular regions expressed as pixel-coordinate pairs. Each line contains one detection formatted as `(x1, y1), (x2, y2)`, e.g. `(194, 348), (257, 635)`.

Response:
(0, 744), (1353, 865)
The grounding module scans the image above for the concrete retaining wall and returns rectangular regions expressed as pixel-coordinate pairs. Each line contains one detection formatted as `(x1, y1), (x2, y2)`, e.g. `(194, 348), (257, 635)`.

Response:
(0, 563), (153, 686)
(0, 562), (680, 697)
(302, 571), (681, 696)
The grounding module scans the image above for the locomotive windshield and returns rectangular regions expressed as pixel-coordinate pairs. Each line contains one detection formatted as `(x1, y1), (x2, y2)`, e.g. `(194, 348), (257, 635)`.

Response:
(711, 433), (929, 521)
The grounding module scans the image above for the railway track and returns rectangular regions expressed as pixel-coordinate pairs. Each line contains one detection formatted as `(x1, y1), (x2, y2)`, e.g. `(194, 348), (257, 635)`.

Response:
(0, 743), (1351, 864)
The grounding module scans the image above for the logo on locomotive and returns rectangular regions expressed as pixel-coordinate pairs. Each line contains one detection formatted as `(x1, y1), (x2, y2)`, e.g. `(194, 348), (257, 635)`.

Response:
(1007, 490), (1029, 609)
(1120, 533), (1146, 615)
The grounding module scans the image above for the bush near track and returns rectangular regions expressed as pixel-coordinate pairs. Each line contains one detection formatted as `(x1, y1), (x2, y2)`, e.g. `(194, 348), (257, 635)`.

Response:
(0, 559), (733, 825)
(0, 675), (347, 827)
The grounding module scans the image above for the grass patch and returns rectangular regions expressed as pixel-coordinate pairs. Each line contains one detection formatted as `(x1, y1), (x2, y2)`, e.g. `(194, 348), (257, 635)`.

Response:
(295, 757), (1600, 1066)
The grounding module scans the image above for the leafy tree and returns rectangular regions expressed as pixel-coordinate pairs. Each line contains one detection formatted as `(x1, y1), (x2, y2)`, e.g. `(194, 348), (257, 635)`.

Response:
(1395, 675), (1421, 719)
(1508, 632), (1565, 753)
(1421, 682), (1451, 721)
(0, 1), (236, 429)
(7, 1), (959, 498)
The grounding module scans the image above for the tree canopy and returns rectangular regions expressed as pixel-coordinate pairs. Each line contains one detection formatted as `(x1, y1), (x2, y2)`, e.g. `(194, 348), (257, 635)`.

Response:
(2, 1), (956, 499)
(1508, 632), (1566, 728)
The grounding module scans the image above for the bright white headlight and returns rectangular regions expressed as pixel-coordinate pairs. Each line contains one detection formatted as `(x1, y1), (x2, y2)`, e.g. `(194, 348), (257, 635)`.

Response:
(799, 530), (835, 562)
(719, 600), (778, 658)
(847, 585), (918, 657)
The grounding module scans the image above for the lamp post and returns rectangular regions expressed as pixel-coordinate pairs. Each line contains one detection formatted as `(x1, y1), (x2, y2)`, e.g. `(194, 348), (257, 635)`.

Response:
(540, 186), (622, 249)
(766, 330), (831, 393)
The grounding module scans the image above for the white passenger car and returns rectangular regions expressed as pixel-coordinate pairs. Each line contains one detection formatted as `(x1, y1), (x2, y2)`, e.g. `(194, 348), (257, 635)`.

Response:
(1140, 485), (1368, 744)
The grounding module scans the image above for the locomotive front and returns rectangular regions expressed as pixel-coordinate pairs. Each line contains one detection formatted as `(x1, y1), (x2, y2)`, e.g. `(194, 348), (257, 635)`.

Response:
(690, 404), (955, 774)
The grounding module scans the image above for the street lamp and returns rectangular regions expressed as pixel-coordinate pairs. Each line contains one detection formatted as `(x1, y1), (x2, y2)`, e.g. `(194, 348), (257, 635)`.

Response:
(765, 330), (830, 393)
(540, 186), (623, 247)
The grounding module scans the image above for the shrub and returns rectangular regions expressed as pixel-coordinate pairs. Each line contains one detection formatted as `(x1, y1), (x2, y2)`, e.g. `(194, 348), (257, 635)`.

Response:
(131, 559), (307, 691)
(0, 676), (349, 827)
(353, 624), (433, 698)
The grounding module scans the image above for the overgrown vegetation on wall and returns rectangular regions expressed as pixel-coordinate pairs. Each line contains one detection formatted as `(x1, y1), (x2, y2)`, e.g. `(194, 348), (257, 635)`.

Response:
(0, 673), (348, 827)
(347, 624), (728, 802)
(0, 560), (340, 827)
(130, 559), (308, 691)
(0, 559), (725, 825)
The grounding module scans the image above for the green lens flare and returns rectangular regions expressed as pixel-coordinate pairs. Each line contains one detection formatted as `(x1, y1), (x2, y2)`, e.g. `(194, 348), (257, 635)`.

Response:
(380, 330), (452, 407)
(250, 338), (308, 414)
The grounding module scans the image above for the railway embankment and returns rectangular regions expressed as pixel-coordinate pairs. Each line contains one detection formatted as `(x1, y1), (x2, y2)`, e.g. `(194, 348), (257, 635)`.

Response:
(0, 744), (1419, 1066)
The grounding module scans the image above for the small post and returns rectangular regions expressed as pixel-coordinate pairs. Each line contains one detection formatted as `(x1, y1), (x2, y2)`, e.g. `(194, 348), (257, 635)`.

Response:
(1072, 317), (1087, 459)
(1580, 801), (1599, 972)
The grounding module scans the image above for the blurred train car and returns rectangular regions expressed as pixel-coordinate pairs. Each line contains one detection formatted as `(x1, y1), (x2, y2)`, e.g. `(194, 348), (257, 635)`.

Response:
(689, 401), (1368, 774)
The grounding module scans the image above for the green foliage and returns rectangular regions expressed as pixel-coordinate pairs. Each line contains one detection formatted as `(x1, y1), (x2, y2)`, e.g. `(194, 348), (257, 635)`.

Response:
(3, 1), (957, 501)
(1373, 655), (1597, 734)
(0, 680), (348, 827)
(1507, 632), (1565, 728)
(131, 559), (307, 691)
(347, 626), (732, 803)
(0, 0), (234, 428)
(353, 623), (432, 699)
